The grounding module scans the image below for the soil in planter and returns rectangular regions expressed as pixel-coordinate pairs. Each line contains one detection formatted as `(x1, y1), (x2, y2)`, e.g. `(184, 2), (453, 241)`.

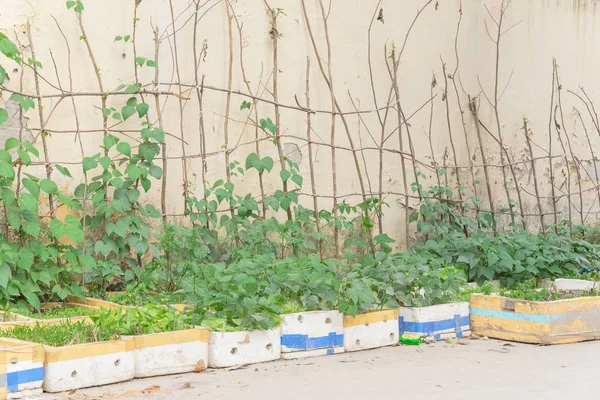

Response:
(33, 306), (99, 320)
(499, 279), (600, 302)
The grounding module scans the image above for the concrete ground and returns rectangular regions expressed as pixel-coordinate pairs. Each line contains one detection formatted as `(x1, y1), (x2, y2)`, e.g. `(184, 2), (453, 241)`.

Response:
(44, 338), (600, 399)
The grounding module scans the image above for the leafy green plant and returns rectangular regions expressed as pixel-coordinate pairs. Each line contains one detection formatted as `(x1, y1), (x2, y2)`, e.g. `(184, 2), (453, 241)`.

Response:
(34, 306), (98, 320)
(2, 321), (112, 347)
(90, 305), (190, 336)
(458, 282), (495, 302)
(0, 138), (86, 310)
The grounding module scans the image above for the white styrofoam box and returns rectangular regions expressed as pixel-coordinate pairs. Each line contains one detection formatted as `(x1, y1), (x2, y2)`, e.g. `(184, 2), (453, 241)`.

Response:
(465, 280), (501, 290)
(42, 339), (135, 393)
(281, 346), (345, 360)
(127, 328), (209, 378)
(553, 278), (598, 292)
(7, 388), (43, 399)
(399, 302), (470, 340)
(280, 310), (344, 357)
(208, 329), (281, 368)
(343, 310), (399, 352)
(0, 339), (44, 398)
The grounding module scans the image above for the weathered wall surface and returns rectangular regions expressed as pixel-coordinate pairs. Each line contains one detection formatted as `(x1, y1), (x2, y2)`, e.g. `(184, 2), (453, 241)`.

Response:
(1, 0), (600, 247)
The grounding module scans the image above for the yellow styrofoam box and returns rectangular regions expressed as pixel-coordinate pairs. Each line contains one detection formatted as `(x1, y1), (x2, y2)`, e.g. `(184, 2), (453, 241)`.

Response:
(470, 294), (600, 344)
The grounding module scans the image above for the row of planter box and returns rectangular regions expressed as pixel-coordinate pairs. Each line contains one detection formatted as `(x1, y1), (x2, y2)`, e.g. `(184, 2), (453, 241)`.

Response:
(0, 302), (471, 397)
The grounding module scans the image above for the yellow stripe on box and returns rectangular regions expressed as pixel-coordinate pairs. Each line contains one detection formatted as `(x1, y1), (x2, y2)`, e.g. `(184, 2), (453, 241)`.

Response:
(66, 295), (123, 310)
(132, 328), (209, 349)
(45, 339), (135, 363)
(343, 309), (399, 328)
(0, 338), (45, 363)
(470, 294), (600, 315)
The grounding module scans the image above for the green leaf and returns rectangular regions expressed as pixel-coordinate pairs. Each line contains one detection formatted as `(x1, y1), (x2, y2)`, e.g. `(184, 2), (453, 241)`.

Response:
(99, 156), (112, 170)
(114, 35), (123, 42)
(18, 247), (34, 271)
(136, 103), (149, 118)
(152, 128), (165, 143)
(103, 107), (112, 117)
(124, 35), (131, 42)
(66, 1), (76, 9)
(146, 60), (157, 68)
(23, 291), (40, 310)
(83, 157), (98, 173)
(0, 108), (8, 126)
(58, 193), (81, 209)
(245, 153), (260, 170)
(122, 106), (136, 120)
(141, 177), (151, 192)
(127, 234), (148, 255)
(112, 112), (123, 121)
(125, 83), (141, 94)
(0, 263), (10, 289)
(262, 157), (274, 172)
(240, 100), (251, 110)
(10, 94), (35, 112)
(374, 233), (395, 244)
(6, 207), (21, 230)
(259, 117), (277, 135)
(103, 134), (118, 150)
(55, 164), (72, 178)
(135, 57), (146, 67)
(50, 219), (66, 239)
(291, 173), (303, 187)
(39, 179), (58, 194)
(110, 177), (124, 189)
(23, 178), (39, 198)
(0, 65), (6, 85)
(0, 38), (20, 60)
(280, 169), (291, 182)
(280, 197), (291, 210)
(17, 149), (31, 165)
(5, 137), (20, 151)
(21, 210), (39, 237)
(287, 190), (298, 204)
(126, 97), (137, 107)
(18, 193), (38, 212)
(149, 165), (163, 179)
(23, 141), (39, 157)
(117, 142), (131, 157)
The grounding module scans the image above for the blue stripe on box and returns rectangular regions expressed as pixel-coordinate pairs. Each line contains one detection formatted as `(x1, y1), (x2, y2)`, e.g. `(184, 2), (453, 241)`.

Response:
(398, 314), (470, 336)
(281, 332), (343, 350)
(7, 367), (44, 392)
(469, 307), (550, 323)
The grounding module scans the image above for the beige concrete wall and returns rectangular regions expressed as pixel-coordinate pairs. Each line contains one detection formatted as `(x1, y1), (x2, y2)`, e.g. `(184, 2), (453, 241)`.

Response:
(2, 0), (600, 246)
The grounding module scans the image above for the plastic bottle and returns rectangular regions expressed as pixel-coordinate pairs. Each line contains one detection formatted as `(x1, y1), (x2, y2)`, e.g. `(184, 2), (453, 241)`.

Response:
(398, 336), (423, 345)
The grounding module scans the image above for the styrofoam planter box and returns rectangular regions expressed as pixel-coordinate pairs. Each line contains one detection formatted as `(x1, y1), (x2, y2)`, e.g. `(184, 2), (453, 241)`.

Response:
(399, 302), (470, 341)
(43, 338), (135, 393)
(280, 310), (344, 359)
(343, 309), (399, 352)
(126, 328), (209, 378)
(470, 293), (600, 344)
(0, 338), (45, 399)
(552, 278), (598, 292)
(208, 329), (280, 368)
